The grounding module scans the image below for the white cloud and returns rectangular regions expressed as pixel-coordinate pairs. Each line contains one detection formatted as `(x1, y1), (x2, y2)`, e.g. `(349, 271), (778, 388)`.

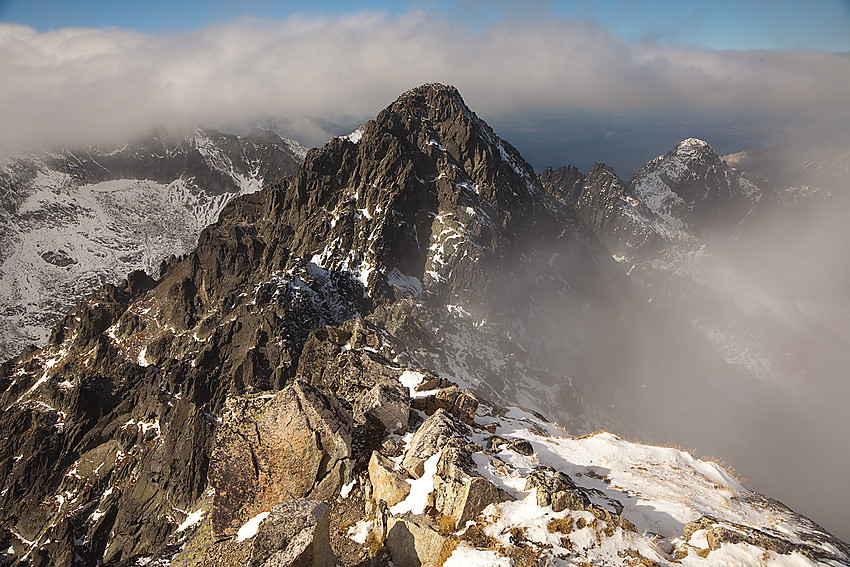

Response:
(0, 13), (848, 150)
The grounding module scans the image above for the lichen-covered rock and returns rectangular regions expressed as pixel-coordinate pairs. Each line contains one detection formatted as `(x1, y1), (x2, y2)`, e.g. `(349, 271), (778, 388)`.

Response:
(249, 499), (335, 567)
(369, 451), (411, 507)
(385, 516), (456, 567)
(357, 382), (410, 434)
(209, 381), (352, 536)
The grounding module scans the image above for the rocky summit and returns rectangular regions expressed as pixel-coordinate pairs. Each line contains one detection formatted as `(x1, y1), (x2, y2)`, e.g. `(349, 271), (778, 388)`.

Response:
(0, 84), (848, 567)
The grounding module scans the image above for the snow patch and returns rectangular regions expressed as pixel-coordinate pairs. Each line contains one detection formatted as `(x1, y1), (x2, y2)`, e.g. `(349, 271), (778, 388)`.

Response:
(390, 450), (441, 515)
(387, 268), (422, 297)
(137, 347), (150, 367)
(340, 479), (356, 499)
(343, 127), (365, 144)
(236, 511), (270, 542)
(176, 509), (205, 533)
(399, 370), (426, 397)
(444, 545), (512, 567)
(347, 520), (374, 544)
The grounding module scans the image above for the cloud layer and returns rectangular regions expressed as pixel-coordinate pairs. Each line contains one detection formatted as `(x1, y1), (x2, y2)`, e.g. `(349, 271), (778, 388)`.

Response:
(1, 13), (848, 154)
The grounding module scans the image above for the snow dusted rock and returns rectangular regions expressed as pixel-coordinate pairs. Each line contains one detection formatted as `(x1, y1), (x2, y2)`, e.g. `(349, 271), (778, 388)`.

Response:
(209, 381), (352, 536)
(628, 137), (762, 231)
(368, 451), (412, 508)
(355, 381), (410, 434)
(411, 384), (479, 425)
(524, 467), (592, 513)
(683, 515), (801, 556)
(297, 321), (402, 405)
(433, 445), (502, 532)
(401, 409), (469, 479)
(248, 499), (335, 567)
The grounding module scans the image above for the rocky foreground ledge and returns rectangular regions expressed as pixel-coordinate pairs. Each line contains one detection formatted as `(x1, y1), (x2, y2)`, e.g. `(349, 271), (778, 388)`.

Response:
(125, 315), (848, 567)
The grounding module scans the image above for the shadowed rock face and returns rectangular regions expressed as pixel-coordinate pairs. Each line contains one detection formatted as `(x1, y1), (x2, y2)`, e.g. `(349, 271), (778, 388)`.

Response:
(544, 162), (664, 255)
(0, 84), (848, 567)
(248, 499), (336, 567)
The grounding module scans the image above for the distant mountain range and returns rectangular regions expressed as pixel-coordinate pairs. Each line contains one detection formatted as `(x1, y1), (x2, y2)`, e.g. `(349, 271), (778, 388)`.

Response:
(0, 128), (305, 361)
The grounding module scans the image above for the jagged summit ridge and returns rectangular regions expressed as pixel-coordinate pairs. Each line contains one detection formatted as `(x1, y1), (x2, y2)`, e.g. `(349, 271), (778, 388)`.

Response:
(263, 82), (566, 315)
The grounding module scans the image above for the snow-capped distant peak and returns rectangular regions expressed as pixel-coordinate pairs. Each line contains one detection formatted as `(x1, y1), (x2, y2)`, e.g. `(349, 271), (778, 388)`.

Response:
(673, 138), (716, 160)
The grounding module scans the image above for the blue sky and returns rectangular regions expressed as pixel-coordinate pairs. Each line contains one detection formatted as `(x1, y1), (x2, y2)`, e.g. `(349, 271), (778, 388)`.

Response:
(3, 0), (850, 52)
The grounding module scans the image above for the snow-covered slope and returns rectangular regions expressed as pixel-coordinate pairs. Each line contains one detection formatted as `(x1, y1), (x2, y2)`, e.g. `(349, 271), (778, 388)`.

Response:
(448, 404), (848, 567)
(0, 128), (304, 361)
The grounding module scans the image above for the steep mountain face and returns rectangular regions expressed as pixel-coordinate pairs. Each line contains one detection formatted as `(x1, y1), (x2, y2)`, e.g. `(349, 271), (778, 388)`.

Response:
(0, 85), (847, 567)
(542, 163), (667, 255)
(0, 128), (305, 361)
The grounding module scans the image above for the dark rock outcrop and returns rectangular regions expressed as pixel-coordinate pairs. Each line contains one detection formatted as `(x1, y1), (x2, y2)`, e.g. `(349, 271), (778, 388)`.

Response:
(683, 515), (824, 559)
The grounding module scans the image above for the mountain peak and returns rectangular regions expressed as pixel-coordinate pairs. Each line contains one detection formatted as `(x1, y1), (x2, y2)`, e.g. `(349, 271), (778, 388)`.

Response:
(673, 137), (719, 161)
(630, 137), (760, 229)
(398, 82), (462, 100)
(586, 161), (620, 180)
(379, 82), (481, 134)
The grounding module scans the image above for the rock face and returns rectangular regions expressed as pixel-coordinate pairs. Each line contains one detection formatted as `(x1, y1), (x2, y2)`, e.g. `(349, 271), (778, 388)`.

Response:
(385, 516), (456, 567)
(432, 445), (501, 531)
(401, 409), (469, 479)
(249, 500), (336, 567)
(0, 83), (848, 567)
(368, 452), (411, 507)
(544, 162), (665, 255)
(356, 382), (410, 434)
(209, 381), (352, 536)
